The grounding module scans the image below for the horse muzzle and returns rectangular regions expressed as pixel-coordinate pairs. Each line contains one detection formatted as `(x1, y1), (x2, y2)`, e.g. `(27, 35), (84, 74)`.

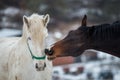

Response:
(45, 48), (56, 60)
(35, 62), (46, 71)
(44, 49), (54, 56)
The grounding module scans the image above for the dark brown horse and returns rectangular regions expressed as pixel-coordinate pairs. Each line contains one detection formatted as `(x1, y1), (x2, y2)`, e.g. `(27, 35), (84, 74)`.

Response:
(45, 15), (120, 60)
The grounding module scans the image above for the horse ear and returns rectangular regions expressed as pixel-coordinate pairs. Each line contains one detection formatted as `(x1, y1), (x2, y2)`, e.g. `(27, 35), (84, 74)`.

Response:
(23, 16), (29, 28)
(43, 14), (50, 26)
(81, 15), (87, 26)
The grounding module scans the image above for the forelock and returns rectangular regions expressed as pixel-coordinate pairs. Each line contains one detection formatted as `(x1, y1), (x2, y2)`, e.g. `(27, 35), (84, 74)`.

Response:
(29, 14), (44, 21)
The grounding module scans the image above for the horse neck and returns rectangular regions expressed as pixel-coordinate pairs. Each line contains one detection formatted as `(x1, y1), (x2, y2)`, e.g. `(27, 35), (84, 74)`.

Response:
(89, 39), (120, 57)
(82, 26), (120, 57)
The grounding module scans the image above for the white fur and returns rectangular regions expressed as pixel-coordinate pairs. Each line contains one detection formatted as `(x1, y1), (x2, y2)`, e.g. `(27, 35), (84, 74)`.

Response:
(0, 14), (52, 80)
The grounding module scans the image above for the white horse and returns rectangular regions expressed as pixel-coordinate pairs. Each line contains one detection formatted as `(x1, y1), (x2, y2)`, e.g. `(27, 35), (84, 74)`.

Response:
(0, 14), (52, 80)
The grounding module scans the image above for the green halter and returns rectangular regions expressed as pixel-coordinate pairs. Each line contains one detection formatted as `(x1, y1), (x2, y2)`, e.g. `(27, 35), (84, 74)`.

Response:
(27, 38), (46, 60)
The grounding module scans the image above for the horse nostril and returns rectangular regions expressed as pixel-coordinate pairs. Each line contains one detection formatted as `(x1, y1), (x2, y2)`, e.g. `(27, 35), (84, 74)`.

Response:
(35, 63), (38, 69)
(44, 49), (54, 55)
(44, 49), (50, 55)
(49, 49), (54, 55)
(44, 63), (46, 67)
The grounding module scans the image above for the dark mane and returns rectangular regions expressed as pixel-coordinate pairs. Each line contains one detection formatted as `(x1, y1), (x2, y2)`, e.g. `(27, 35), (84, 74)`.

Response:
(85, 21), (120, 41)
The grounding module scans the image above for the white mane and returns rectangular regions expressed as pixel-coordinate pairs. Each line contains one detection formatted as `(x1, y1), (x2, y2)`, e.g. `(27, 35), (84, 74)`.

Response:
(0, 13), (52, 80)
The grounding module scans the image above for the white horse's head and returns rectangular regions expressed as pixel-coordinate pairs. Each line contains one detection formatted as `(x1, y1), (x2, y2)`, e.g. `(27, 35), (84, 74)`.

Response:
(23, 13), (49, 71)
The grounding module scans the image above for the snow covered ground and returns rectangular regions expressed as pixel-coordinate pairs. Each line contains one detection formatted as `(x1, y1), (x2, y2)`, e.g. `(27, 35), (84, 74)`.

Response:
(0, 28), (21, 37)
(53, 52), (120, 80)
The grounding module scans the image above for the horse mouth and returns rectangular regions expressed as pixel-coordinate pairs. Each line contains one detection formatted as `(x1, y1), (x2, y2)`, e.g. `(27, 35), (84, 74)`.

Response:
(47, 56), (56, 60)
(35, 63), (46, 71)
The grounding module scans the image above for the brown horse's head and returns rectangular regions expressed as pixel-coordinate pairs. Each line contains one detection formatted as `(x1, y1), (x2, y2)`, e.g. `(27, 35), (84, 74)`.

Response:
(45, 15), (91, 60)
(45, 16), (120, 59)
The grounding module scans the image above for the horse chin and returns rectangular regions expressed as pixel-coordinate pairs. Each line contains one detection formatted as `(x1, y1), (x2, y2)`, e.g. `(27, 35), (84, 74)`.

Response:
(36, 67), (45, 71)
(35, 61), (46, 71)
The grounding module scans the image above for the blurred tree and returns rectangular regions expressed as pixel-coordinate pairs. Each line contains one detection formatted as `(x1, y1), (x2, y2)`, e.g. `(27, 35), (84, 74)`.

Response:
(0, 0), (120, 22)
(101, 0), (120, 20)
(21, 0), (43, 11)
(0, 0), (21, 8)
(39, 0), (69, 20)
(82, 0), (120, 22)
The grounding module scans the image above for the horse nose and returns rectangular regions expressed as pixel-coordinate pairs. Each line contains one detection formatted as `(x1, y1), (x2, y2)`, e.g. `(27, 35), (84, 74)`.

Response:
(49, 49), (54, 55)
(44, 62), (46, 67)
(44, 49), (54, 55)
(35, 63), (39, 69)
(35, 62), (46, 71)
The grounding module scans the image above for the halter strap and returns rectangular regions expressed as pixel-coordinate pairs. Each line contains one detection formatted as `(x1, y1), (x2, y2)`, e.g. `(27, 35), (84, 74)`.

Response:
(27, 38), (46, 60)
